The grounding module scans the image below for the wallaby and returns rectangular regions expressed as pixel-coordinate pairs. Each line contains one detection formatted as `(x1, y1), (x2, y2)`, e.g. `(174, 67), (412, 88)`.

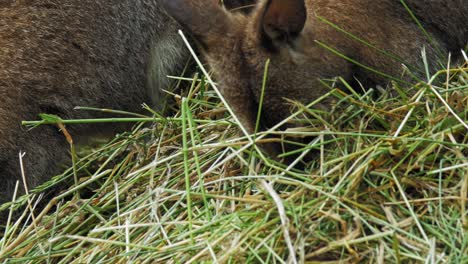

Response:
(0, 0), (253, 208)
(162, 0), (467, 153)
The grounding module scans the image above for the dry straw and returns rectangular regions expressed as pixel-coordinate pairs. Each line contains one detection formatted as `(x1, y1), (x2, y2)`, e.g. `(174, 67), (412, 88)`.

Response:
(0, 51), (466, 263)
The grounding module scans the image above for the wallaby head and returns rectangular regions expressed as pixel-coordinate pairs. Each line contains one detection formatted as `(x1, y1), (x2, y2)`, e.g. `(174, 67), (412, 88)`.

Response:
(163, 0), (467, 153)
(0, 0), (264, 218)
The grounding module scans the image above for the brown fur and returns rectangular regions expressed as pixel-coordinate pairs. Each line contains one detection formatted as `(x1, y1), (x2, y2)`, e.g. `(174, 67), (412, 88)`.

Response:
(0, 1), (186, 205)
(0, 0), (253, 207)
(163, 0), (467, 151)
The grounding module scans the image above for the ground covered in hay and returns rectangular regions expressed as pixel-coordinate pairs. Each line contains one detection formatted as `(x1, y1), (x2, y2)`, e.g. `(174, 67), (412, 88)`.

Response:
(0, 58), (467, 263)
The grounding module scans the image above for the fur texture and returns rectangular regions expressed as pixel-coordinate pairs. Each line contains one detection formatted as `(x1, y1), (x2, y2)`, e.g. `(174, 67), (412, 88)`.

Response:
(163, 0), (467, 152)
(0, 0), (189, 205)
(0, 0), (260, 206)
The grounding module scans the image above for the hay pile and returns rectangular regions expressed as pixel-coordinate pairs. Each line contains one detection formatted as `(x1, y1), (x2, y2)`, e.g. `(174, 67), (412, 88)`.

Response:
(0, 58), (467, 263)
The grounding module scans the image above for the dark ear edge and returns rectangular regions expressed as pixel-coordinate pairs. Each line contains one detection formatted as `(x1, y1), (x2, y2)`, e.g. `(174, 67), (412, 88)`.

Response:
(161, 0), (231, 47)
(223, 0), (257, 14)
(256, 0), (307, 51)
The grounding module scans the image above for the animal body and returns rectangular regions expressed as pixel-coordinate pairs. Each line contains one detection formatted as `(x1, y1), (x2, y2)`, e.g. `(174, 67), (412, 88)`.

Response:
(0, 0), (252, 207)
(163, 0), (467, 152)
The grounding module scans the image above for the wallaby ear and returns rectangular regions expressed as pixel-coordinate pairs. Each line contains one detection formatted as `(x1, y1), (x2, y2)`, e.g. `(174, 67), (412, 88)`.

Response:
(260, 0), (307, 46)
(161, 0), (231, 48)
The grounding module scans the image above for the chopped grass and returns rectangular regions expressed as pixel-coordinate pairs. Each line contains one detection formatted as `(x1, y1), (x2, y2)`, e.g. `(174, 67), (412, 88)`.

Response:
(0, 58), (467, 263)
